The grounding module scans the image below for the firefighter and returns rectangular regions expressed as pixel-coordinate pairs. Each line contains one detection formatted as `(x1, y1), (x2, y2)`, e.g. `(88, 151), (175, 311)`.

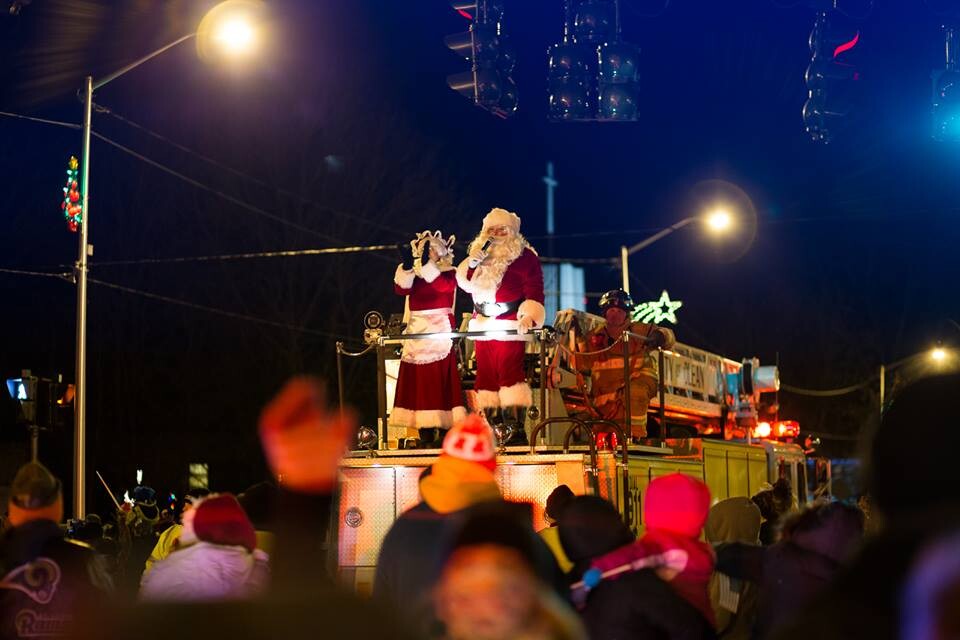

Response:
(573, 289), (674, 439)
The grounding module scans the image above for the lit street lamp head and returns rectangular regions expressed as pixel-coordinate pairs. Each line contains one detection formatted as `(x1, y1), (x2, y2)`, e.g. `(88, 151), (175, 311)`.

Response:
(931, 347), (948, 362)
(705, 208), (733, 233)
(215, 18), (256, 54)
(197, 0), (265, 61)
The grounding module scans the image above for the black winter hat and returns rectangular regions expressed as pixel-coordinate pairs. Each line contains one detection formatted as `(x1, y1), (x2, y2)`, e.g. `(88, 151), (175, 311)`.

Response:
(447, 501), (539, 569)
(545, 484), (575, 522)
(9, 462), (61, 510)
(558, 495), (633, 563)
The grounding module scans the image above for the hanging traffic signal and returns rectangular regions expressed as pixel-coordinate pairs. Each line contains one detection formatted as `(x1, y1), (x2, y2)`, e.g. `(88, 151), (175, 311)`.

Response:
(445, 0), (518, 118)
(548, 0), (639, 122)
(932, 26), (960, 142)
(803, 10), (860, 143)
(597, 41), (640, 120)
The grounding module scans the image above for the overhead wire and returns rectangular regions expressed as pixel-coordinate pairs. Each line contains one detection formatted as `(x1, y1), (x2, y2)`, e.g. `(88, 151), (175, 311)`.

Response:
(88, 277), (351, 340)
(92, 102), (411, 239)
(92, 131), (402, 262)
(0, 109), (406, 254)
(780, 377), (876, 396)
(0, 111), (80, 130)
(89, 244), (404, 267)
(0, 264), (350, 338)
(0, 266), (72, 279)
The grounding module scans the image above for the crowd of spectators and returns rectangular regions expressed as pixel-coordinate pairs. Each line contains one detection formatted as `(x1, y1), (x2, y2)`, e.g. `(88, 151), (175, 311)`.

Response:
(0, 372), (957, 639)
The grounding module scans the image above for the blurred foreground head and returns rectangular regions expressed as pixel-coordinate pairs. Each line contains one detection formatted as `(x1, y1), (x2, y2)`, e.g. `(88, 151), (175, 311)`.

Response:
(7, 461), (62, 526)
(435, 501), (584, 640)
(869, 373), (960, 518)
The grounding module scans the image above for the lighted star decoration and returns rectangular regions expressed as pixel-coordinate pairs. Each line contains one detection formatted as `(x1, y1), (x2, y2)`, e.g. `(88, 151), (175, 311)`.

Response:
(632, 290), (683, 325)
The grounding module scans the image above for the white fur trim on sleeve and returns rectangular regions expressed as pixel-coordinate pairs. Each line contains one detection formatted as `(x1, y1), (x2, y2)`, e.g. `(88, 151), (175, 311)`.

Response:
(395, 264), (415, 289)
(475, 390), (501, 409)
(420, 260), (441, 283)
(517, 299), (546, 328)
(456, 259), (476, 293)
(499, 382), (533, 407)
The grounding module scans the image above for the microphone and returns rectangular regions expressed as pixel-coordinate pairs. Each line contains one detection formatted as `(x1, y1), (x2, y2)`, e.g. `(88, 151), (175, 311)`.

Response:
(481, 238), (492, 252)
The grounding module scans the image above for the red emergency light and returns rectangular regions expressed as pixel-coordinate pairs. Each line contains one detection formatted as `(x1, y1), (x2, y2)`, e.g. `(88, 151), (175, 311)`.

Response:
(776, 420), (800, 438)
(751, 420), (800, 440)
(753, 422), (772, 439)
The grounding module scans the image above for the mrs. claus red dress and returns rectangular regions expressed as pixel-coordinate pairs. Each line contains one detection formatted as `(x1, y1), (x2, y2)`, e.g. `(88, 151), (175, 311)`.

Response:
(389, 260), (466, 440)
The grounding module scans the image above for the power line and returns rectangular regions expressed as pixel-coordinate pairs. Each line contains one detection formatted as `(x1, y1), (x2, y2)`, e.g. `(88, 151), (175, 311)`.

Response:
(92, 131), (400, 261)
(541, 255), (617, 265)
(88, 277), (350, 340)
(780, 377), (876, 397)
(0, 111), (80, 130)
(93, 102), (411, 238)
(0, 109), (406, 252)
(0, 266), (72, 280)
(90, 243), (403, 267)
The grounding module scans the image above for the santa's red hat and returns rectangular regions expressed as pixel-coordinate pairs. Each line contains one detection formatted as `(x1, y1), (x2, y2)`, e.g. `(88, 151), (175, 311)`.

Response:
(180, 493), (257, 552)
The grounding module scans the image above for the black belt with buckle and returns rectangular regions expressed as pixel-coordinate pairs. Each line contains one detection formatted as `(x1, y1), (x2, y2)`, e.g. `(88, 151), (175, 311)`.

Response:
(474, 299), (522, 318)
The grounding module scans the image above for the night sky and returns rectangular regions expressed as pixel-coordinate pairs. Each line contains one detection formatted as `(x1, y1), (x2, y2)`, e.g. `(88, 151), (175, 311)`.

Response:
(1, 0), (958, 514)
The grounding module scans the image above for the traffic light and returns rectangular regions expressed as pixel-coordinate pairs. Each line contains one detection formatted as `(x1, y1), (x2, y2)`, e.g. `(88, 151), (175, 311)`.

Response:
(932, 26), (960, 142)
(445, 1), (518, 118)
(548, 0), (639, 122)
(802, 10), (860, 143)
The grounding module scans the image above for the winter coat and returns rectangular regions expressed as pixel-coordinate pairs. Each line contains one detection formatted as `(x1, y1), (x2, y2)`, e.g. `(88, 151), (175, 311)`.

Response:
(0, 519), (112, 640)
(374, 500), (459, 634)
(578, 567), (717, 640)
(716, 532), (844, 639)
(375, 501), (566, 637)
(705, 498), (762, 640)
(771, 507), (960, 640)
(72, 492), (423, 640)
(584, 531), (716, 624)
(139, 540), (269, 601)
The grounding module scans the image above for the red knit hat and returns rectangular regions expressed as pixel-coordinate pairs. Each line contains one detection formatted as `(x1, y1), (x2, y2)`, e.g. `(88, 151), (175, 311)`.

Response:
(181, 494), (257, 552)
(441, 414), (497, 471)
(644, 473), (711, 538)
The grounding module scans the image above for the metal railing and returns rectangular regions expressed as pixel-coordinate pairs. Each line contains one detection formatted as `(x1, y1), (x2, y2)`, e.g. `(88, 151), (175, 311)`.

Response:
(336, 327), (554, 449)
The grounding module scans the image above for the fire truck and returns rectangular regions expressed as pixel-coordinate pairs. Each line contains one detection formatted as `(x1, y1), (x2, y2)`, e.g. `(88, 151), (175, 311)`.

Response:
(333, 309), (826, 593)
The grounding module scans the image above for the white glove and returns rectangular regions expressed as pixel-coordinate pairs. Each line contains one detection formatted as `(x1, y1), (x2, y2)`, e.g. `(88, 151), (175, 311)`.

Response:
(467, 247), (488, 268)
(517, 315), (536, 335)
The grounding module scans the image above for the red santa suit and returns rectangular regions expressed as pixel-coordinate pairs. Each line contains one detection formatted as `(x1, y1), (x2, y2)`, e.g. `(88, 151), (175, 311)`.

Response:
(456, 209), (546, 409)
(390, 257), (466, 440)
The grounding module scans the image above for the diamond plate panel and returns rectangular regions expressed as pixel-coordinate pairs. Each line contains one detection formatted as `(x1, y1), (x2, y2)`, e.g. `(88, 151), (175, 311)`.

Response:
(497, 463), (560, 532)
(339, 467), (397, 567)
(396, 465), (429, 515)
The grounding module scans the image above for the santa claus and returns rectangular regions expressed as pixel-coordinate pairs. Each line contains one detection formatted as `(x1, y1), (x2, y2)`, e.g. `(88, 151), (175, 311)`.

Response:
(390, 230), (466, 447)
(456, 208), (545, 443)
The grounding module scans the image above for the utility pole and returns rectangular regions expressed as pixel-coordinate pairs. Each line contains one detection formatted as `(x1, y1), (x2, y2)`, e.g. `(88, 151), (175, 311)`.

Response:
(543, 161), (557, 257)
(543, 162), (559, 320)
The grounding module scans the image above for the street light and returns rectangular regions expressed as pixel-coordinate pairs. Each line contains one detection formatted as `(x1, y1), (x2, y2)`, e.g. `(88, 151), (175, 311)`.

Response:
(72, 0), (263, 518)
(619, 209), (735, 294)
(879, 345), (953, 414)
(706, 208), (732, 232)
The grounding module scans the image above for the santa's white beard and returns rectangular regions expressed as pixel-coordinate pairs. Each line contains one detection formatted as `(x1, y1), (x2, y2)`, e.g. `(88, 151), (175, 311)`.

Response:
(467, 233), (528, 302)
